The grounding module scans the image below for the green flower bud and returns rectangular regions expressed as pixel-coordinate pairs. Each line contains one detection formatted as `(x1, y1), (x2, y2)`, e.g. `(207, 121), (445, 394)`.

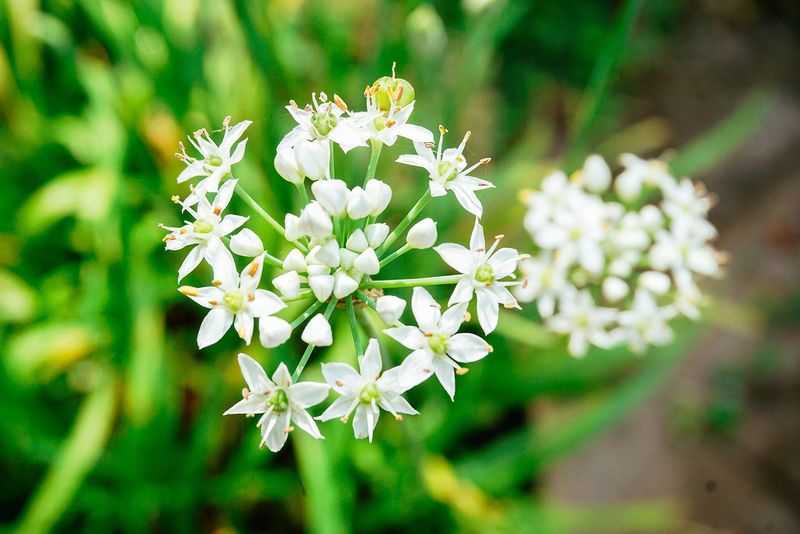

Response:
(371, 76), (415, 112)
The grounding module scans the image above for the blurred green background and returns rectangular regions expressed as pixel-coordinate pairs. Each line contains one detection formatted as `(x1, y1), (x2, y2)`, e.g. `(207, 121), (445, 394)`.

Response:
(2, 0), (800, 532)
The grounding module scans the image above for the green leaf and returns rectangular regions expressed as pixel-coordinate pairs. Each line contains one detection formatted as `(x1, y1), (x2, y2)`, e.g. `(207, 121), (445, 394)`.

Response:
(294, 431), (348, 534)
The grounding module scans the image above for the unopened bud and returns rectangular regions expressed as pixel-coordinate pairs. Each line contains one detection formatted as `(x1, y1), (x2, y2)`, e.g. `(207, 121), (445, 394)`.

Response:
(371, 75), (415, 111)
(406, 218), (437, 249)
(376, 295), (406, 324)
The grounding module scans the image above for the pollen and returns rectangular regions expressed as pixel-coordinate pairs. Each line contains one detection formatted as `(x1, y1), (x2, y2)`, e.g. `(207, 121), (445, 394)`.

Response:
(212, 279), (222, 286)
(456, 368), (469, 376)
(247, 293), (255, 302)
(178, 286), (198, 296)
(213, 207), (221, 215)
(386, 119), (396, 128)
(247, 261), (259, 277)
(438, 124), (448, 135)
(333, 94), (347, 111)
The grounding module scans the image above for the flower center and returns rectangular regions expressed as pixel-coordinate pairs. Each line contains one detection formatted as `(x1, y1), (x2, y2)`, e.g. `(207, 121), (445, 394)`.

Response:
(223, 290), (244, 313)
(569, 227), (582, 241)
(474, 263), (494, 284)
(428, 333), (449, 355)
(193, 219), (214, 234)
(311, 113), (337, 136)
(437, 161), (457, 182)
(267, 389), (289, 412)
(373, 115), (387, 131)
(359, 382), (380, 404)
(206, 154), (223, 167)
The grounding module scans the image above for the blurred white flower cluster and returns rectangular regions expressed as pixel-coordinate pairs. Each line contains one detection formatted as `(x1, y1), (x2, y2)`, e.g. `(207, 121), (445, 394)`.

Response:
(163, 69), (523, 451)
(517, 154), (723, 356)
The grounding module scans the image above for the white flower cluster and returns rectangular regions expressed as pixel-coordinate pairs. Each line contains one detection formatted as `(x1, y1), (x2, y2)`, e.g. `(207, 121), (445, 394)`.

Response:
(163, 70), (524, 451)
(517, 154), (723, 356)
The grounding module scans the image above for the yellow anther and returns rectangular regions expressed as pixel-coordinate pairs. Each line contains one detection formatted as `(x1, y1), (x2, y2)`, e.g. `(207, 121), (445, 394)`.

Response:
(456, 368), (469, 376)
(247, 261), (259, 277)
(438, 124), (447, 135)
(213, 207), (221, 215)
(179, 286), (198, 297)
(247, 293), (255, 302)
(208, 299), (218, 306)
(395, 414), (403, 421)
(386, 119), (396, 128)
(242, 387), (250, 400)
(212, 279), (222, 286)
(333, 94), (347, 111)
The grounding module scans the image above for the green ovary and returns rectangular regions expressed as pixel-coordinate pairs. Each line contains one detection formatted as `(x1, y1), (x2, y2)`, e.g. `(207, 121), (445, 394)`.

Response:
(206, 154), (223, 167)
(268, 389), (289, 412)
(193, 220), (214, 234)
(474, 263), (494, 284)
(223, 290), (244, 313)
(437, 161), (457, 182)
(428, 333), (449, 355)
(359, 383), (380, 404)
(312, 113), (337, 136)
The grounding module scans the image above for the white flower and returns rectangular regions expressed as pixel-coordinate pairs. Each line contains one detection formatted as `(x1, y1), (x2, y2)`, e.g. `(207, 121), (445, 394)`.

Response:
(602, 277), (629, 303)
(230, 228), (264, 257)
(385, 287), (491, 399)
(285, 92), (367, 153)
(397, 128), (492, 217)
(179, 254), (289, 349)
(273, 271), (302, 299)
(364, 179), (392, 216)
(298, 202), (334, 240)
(376, 295), (406, 324)
(407, 218), (437, 249)
(317, 339), (417, 441)
(435, 219), (521, 334)
(615, 153), (672, 202)
(353, 85), (433, 146)
(162, 179), (246, 281)
(346, 186), (374, 219)
(302, 313), (333, 346)
(312, 179), (350, 217)
(176, 118), (251, 194)
(548, 289), (617, 357)
(615, 289), (676, 353)
(225, 356), (329, 452)
(274, 144), (305, 184)
(580, 154), (612, 193)
(514, 254), (571, 318)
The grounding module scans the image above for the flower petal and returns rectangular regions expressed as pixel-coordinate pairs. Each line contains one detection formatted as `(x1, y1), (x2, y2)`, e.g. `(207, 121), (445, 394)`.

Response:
(358, 338), (383, 379)
(237, 353), (273, 393)
(384, 326), (427, 350)
(447, 333), (490, 363)
(321, 362), (361, 394)
(289, 382), (330, 409)
(434, 243), (474, 274)
(432, 357), (456, 400)
(475, 288), (499, 334)
(198, 308), (233, 348)
(411, 287), (441, 333)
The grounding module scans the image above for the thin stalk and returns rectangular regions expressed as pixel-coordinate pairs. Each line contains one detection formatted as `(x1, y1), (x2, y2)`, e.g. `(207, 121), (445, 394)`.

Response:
(364, 140), (383, 186)
(377, 189), (431, 256)
(263, 251), (284, 268)
(290, 299), (324, 329)
(346, 296), (364, 355)
(379, 243), (411, 268)
(235, 183), (308, 253)
(292, 297), (338, 381)
(295, 182), (310, 205)
(363, 274), (462, 289)
(329, 142), (335, 179)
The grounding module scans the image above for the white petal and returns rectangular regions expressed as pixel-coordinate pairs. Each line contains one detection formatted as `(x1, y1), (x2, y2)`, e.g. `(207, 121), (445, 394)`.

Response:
(237, 353), (273, 393)
(469, 218), (485, 252)
(411, 287), (441, 333)
(198, 308), (233, 348)
(353, 248), (380, 275)
(273, 271), (302, 299)
(384, 326), (427, 350)
(333, 271), (358, 299)
(451, 185), (483, 217)
(447, 333), (490, 363)
(475, 288), (499, 334)
(239, 255), (265, 293)
(249, 289), (286, 317)
(376, 295), (406, 324)
(448, 277), (474, 305)
(365, 223), (390, 248)
(216, 214), (248, 237)
(289, 382), (330, 409)
(434, 243), (474, 274)
(346, 229), (368, 252)
(359, 338), (383, 379)
(438, 302), (468, 336)
(263, 411), (291, 452)
(292, 408), (325, 439)
(308, 273), (334, 302)
(317, 395), (357, 421)
(321, 362), (361, 394)
(224, 395), (267, 416)
(234, 310), (254, 344)
(397, 349), (434, 389)
(432, 357), (456, 400)
(177, 245), (204, 282)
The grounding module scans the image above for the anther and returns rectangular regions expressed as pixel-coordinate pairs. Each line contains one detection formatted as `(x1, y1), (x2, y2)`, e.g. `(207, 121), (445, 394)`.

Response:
(242, 387), (250, 400)
(340, 416), (349, 423)
(333, 94), (347, 111)
(163, 235), (176, 242)
(179, 286), (198, 296)
(485, 344), (493, 353)
(456, 368), (469, 376)
(335, 380), (343, 386)
(386, 119), (396, 128)
(212, 279), (222, 286)
(223, 115), (231, 128)
(284, 426), (294, 433)
(209, 300), (218, 306)
(395, 414), (403, 421)
(439, 124), (448, 135)
(171, 195), (181, 203)
(247, 293), (255, 302)
(213, 207), (221, 215)
(247, 261), (259, 276)
(480, 157), (491, 165)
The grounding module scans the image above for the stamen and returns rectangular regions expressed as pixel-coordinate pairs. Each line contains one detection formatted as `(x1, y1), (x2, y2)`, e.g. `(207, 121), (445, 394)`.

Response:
(456, 368), (469, 376)
(212, 279), (222, 286)
(391, 61), (396, 79)
(247, 293), (255, 302)
(521, 278), (529, 289)
(209, 300), (218, 306)
(223, 115), (231, 129)
(422, 367), (431, 373)
(180, 228), (188, 234)
(485, 344), (493, 353)
(340, 416), (349, 423)
(333, 94), (347, 111)
(178, 286), (198, 296)
(393, 84), (404, 103)
(289, 99), (298, 108)
(284, 426), (294, 433)
(395, 414), (403, 421)
(171, 195), (181, 203)
(386, 119), (396, 128)
(247, 261), (259, 277)
(335, 379), (343, 387)
(457, 130), (472, 155)
(464, 311), (471, 321)
(162, 235), (176, 242)
(242, 387), (250, 399)
(213, 207), (221, 215)
(319, 91), (328, 102)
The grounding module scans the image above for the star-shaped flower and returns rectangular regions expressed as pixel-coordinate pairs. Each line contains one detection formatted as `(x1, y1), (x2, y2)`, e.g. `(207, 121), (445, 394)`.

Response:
(161, 179), (246, 281)
(547, 289), (617, 357)
(397, 127), (493, 217)
(176, 117), (251, 194)
(179, 254), (290, 349)
(384, 287), (491, 399)
(434, 219), (522, 334)
(317, 339), (417, 441)
(225, 355), (329, 452)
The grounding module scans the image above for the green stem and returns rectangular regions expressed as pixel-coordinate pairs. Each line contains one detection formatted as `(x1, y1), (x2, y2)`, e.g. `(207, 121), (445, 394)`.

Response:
(346, 296), (364, 355)
(262, 251), (284, 268)
(292, 298), (338, 381)
(295, 182), (310, 205)
(377, 189), (431, 256)
(235, 183), (308, 253)
(363, 274), (462, 289)
(290, 299), (324, 329)
(379, 243), (411, 268)
(364, 140), (383, 186)
(282, 290), (312, 303)
(329, 142), (335, 179)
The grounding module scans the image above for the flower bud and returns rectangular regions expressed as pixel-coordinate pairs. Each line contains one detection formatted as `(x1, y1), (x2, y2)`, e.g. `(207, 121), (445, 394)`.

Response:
(274, 145), (304, 184)
(273, 271), (301, 298)
(376, 295), (406, 324)
(339, 248), (357, 270)
(602, 276), (629, 303)
(308, 273), (334, 302)
(301, 313), (333, 346)
(347, 186), (373, 219)
(307, 238), (340, 268)
(639, 205), (664, 233)
(365, 223), (390, 248)
(312, 179), (350, 216)
(300, 202), (333, 239)
(372, 76), (415, 111)
(283, 248), (307, 272)
(259, 316), (292, 348)
(353, 248), (380, 275)
(364, 179), (392, 216)
(285, 213), (304, 241)
(639, 271), (671, 295)
(333, 271), (359, 299)
(295, 138), (329, 180)
(615, 169), (642, 202)
(346, 229), (368, 253)
(582, 155), (611, 193)
(406, 218), (437, 249)
(230, 229), (264, 256)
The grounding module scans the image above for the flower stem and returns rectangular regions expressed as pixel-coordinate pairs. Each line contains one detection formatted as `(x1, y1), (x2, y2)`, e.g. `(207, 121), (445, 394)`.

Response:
(290, 299), (324, 329)
(292, 297), (338, 381)
(235, 183), (308, 252)
(377, 189), (431, 256)
(346, 296), (364, 355)
(363, 274), (462, 289)
(379, 243), (411, 268)
(329, 142), (335, 179)
(295, 182), (310, 205)
(364, 140), (383, 186)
